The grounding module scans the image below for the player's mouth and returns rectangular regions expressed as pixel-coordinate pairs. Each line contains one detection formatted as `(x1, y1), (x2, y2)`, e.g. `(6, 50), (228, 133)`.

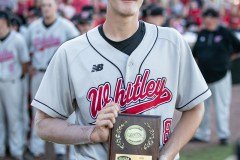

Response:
(121, 0), (137, 3)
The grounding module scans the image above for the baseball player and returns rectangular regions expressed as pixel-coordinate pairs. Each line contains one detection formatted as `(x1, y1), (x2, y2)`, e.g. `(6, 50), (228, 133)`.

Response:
(26, 0), (79, 158)
(32, 0), (211, 160)
(142, 4), (165, 26)
(192, 8), (240, 145)
(0, 10), (30, 160)
(73, 11), (94, 34)
(10, 13), (31, 149)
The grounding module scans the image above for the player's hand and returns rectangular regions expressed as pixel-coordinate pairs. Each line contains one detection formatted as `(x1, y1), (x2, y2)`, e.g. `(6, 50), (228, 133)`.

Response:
(231, 53), (240, 61)
(29, 66), (37, 77)
(90, 102), (120, 143)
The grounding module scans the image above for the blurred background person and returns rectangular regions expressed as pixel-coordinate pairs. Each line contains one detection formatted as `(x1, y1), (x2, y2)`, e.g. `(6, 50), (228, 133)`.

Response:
(0, 0), (18, 12)
(0, 10), (30, 160)
(26, 7), (41, 25)
(71, 0), (90, 14)
(58, 0), (76, 19)
(9, 12), (31, 154)
(142, 4), (166, 26)
(93, 4), (106, 26)
(26, 0), (79, 159)
(72, 5), (94, 33)
(186, 0), (202, 26)
(74, 12), (93, 34)
(192, 8), (240, 145)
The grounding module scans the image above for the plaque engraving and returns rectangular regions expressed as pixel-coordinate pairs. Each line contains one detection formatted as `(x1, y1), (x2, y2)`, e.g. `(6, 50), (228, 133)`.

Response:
(108, 114), (161, 160)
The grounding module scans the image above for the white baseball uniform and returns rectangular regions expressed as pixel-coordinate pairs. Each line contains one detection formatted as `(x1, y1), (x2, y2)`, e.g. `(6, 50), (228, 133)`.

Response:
(0, 31), (30, 158)
(27, 16), (79, 156)
(31, 22), (211, 160)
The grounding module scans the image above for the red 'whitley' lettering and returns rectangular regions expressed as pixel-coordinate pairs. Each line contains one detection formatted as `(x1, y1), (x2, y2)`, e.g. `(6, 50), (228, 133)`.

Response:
(87, 70), (172, 119)
(0, 50), (14, 62)
(33, 36), (61, 51)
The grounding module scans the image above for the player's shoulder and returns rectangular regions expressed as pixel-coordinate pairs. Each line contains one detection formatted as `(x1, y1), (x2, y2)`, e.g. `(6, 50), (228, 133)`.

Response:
(58, 16), (74, 26)
(10, 30), (25, 42)
(28, 18), (43, 30)
(157, 26), (182, 46)
(144, 22), (182, 46)
(59, 33), (90, 61)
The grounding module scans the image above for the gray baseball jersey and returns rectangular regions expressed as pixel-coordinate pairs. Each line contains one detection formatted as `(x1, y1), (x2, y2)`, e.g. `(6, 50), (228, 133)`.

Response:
(32, 22), (211, 160)
(27, 16), (79, 70)
(0, 31), (29, 80)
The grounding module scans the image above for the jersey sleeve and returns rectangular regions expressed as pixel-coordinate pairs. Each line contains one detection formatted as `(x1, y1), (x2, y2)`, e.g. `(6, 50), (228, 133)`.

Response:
(16, 34), (30, 63)
(175, 32), (211, 111)
(31, 45), (75, 119)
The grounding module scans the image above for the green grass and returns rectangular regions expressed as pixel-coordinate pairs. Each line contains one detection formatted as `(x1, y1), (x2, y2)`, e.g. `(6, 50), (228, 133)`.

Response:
(180, 144), (234, 160)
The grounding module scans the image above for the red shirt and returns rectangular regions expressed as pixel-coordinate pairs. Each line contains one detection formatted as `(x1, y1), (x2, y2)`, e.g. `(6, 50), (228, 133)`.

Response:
(188, 8), (202, 25)
(17, 0), (33, 16)
(71, 0), (90, 13)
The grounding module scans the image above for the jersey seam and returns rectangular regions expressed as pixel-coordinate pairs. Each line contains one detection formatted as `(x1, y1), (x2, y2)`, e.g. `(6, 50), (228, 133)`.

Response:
(177, 88), (210, 109)
(156, 37), (178, 48)
(86, 32), (126, 89)
(139, 25), (159, 73)
(33, 99), (68, 119)
(66, 42), (91, 65)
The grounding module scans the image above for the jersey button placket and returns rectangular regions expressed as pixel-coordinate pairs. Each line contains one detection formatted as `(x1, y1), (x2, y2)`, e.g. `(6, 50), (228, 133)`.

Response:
(125, 61), (134, 85)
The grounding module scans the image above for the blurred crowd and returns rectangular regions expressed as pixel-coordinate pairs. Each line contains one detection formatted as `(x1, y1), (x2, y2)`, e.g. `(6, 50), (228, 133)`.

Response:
(0, 0), (240, 33)
(0, 0), (240, 160)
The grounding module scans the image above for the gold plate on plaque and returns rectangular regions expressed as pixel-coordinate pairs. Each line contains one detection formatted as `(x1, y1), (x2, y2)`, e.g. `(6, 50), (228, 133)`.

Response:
(124, 125), (147, 146)
(115, 154), (152, 160)
(109, 114), (161, 160)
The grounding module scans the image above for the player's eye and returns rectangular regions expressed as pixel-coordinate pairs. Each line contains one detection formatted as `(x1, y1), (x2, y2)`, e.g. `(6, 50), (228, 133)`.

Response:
(42, 4), (52, 8)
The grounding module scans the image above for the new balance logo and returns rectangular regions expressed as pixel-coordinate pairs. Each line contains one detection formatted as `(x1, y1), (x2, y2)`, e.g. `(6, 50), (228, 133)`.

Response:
(92, 64), (104, 72)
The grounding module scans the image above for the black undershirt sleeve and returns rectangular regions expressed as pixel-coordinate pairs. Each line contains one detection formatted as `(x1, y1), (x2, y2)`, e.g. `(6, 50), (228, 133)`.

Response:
(98, 21), (146, 56)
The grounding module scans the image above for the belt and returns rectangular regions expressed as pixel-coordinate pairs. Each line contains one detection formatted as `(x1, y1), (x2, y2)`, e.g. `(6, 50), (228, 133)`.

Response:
(37, 69), (47, 72)
(0, 78), (16, 83)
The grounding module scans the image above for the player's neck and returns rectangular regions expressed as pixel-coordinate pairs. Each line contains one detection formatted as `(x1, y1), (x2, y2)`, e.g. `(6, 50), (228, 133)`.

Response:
(0, 28), (10, 39)
(103, 10), (139, 42)
(44, 15), (57, 26)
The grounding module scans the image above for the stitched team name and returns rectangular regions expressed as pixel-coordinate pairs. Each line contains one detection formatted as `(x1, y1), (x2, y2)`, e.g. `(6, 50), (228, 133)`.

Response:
(87, 69), (172, 119)
(33, 36), (61, 51)
(0, 50), (14, 62)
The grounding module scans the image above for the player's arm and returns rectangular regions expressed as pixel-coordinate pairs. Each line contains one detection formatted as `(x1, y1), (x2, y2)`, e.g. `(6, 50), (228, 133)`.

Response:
(227, 28), (240, 54)
(159, 103), (204, 160)
(16, 34), (30, 78)
(21, 62), (29, 79)
(34, 110), (94, 144)
(34, 102), (119, 144)
(226, 28), (240, 61)
(158, 29), (210, 160)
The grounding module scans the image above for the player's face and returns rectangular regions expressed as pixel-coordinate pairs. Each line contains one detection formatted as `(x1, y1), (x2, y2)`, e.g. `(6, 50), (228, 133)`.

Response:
(78, 23), (92, 34)
(108, 0), (143, 17)
(41, 0), (57, 19)
(0, 19), (9, 34)
(203, 16), (219, 31)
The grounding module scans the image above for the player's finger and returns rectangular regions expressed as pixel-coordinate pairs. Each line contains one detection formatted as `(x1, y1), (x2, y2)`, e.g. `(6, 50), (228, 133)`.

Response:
(105, 102), (120, 111)
(97, 113), (116, 124)
(100, 105), (119, 116)
(97, 119), (113, 128)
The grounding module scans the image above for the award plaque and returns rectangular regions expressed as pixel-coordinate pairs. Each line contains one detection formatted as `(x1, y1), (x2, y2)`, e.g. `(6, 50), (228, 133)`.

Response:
(108, 114), (161, 160)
